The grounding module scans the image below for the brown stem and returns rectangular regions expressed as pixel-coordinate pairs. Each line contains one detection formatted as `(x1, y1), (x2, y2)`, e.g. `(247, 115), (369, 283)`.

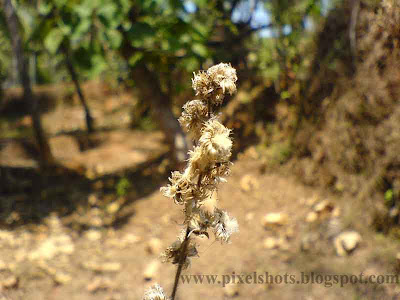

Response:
(171, 172), (203, 300)
(170, 226), (191, 300)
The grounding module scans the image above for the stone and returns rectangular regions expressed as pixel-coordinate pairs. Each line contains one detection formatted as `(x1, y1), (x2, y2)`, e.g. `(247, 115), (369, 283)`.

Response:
(224, 283), (239, 297)
(85, 230), (102, 241)
(245, 212), (255, 222)
(240, 174), (260, 192)
(83, 261), (121, 272)
(263, 237), (279, 249)
(143, 260), (160, 281)
(313, 200), (334, 214)
(261, 212), (288, 228)
(334, 231), (362, 256)
(0, 260), (7, 271)
(1, 275), (18, 289)
(107, 202), (120, 215)
(146, 238), (163, 255)
(54, 272), (72, 285)
(87, 277), (113, 293)
(29, 234), (74, 261)
(305, 212), (318, 223)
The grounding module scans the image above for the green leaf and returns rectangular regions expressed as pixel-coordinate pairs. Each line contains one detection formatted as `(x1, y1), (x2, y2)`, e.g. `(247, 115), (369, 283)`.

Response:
(38, 2), (53, 15)
(129, 22), (156, 48)
(53, 0), (68, 8)
(89, 54), (107, 77)
(74, 2), (94, 18)
(71, 18), (91, 42)
(98, 2), (118, 22)
(385, 189), (394, 205)
(192, 43), (207, 57)
(73, 47), (92, 70)
(106, 29), (122, 48)
(44, 28), (64, 54)
(128, 52), (144, 67)
(280, 90), (291, 99)
(130, 22), (155, 38)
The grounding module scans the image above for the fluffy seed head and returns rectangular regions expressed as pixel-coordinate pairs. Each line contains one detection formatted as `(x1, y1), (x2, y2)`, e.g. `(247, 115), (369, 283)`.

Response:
(207, 63), (237, 96)
(202, 162), (232, 186)
(212, 209), (239, 243)
(143, 284), (169, 300)
(160, 171), (195, 205)
(192, 71), (212, 99)
(188, 206), (213, 234)
(199, 119), (232, 162)
(192, 63), (237, 105)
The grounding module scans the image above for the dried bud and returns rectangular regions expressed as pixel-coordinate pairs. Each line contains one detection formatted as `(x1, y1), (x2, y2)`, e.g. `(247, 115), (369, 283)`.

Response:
(143, 284), (169, 300)
(192, 71), (212, 99)
(161, 238), (198, 270)
(178, 100), (208, 140)
(160, 171), (194, 205)
(188, 206), (213, 234)
(202, 162), (232, 186)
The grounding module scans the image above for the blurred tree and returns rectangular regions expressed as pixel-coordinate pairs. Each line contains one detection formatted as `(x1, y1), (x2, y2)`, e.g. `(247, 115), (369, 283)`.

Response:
(2, 0), (54, 166)
(30, 0), (110, 134)
(0, 0), (327, 164)
(118, 0), (214, 164)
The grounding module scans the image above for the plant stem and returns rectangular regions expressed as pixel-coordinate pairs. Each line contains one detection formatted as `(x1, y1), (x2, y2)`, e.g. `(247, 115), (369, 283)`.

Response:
(170, 172), (203, 300)
(171, 99), (212, 299)
(170, 226), (190, 300)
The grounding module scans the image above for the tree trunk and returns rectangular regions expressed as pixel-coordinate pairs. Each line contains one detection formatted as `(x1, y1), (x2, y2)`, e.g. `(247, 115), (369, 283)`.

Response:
(118, 34), (189, 164)
(63, 45), (95, 134)
(3, 0), (53, 166)
(130, 65), (189, 165)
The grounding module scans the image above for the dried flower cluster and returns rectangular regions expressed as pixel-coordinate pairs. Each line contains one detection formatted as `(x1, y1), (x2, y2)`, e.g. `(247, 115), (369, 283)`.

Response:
(143, 63), (239, 300)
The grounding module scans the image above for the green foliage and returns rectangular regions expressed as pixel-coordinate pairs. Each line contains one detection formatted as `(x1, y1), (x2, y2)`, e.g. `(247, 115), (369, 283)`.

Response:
(384, 189), (394, 207)
(1, 0), (325, 101)
(263, 140), (293, 165)
(31, 0), (130, 78)
(116, 177), (131, 197)
(250, 0), (323, 87)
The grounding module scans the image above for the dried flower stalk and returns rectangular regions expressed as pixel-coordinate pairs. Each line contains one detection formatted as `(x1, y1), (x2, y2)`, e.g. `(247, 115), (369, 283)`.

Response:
(143, 63), (239, 300)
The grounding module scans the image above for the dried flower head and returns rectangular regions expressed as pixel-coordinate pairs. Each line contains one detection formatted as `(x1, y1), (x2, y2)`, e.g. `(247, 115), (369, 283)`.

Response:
(207, 63), (237, 96)
(212, 209), (239, 243)
(199, 118), (233, 162)
(192, 63), (237, 105)
(161, 238), (198, 270)
(192, 71), (212, 99)
(202, 162), (232, 186)
(143, 284), (169, 300)
(178, 100), (208, 140)
(188, 206), (213, 234)
(160, 171), (194, 205)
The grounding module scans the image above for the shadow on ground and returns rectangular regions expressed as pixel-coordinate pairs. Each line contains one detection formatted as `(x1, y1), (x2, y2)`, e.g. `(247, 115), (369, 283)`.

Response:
(0, 132), (171, 231)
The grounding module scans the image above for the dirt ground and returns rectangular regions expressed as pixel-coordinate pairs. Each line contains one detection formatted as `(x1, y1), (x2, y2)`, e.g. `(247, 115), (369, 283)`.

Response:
(0, 85), (399, 300)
